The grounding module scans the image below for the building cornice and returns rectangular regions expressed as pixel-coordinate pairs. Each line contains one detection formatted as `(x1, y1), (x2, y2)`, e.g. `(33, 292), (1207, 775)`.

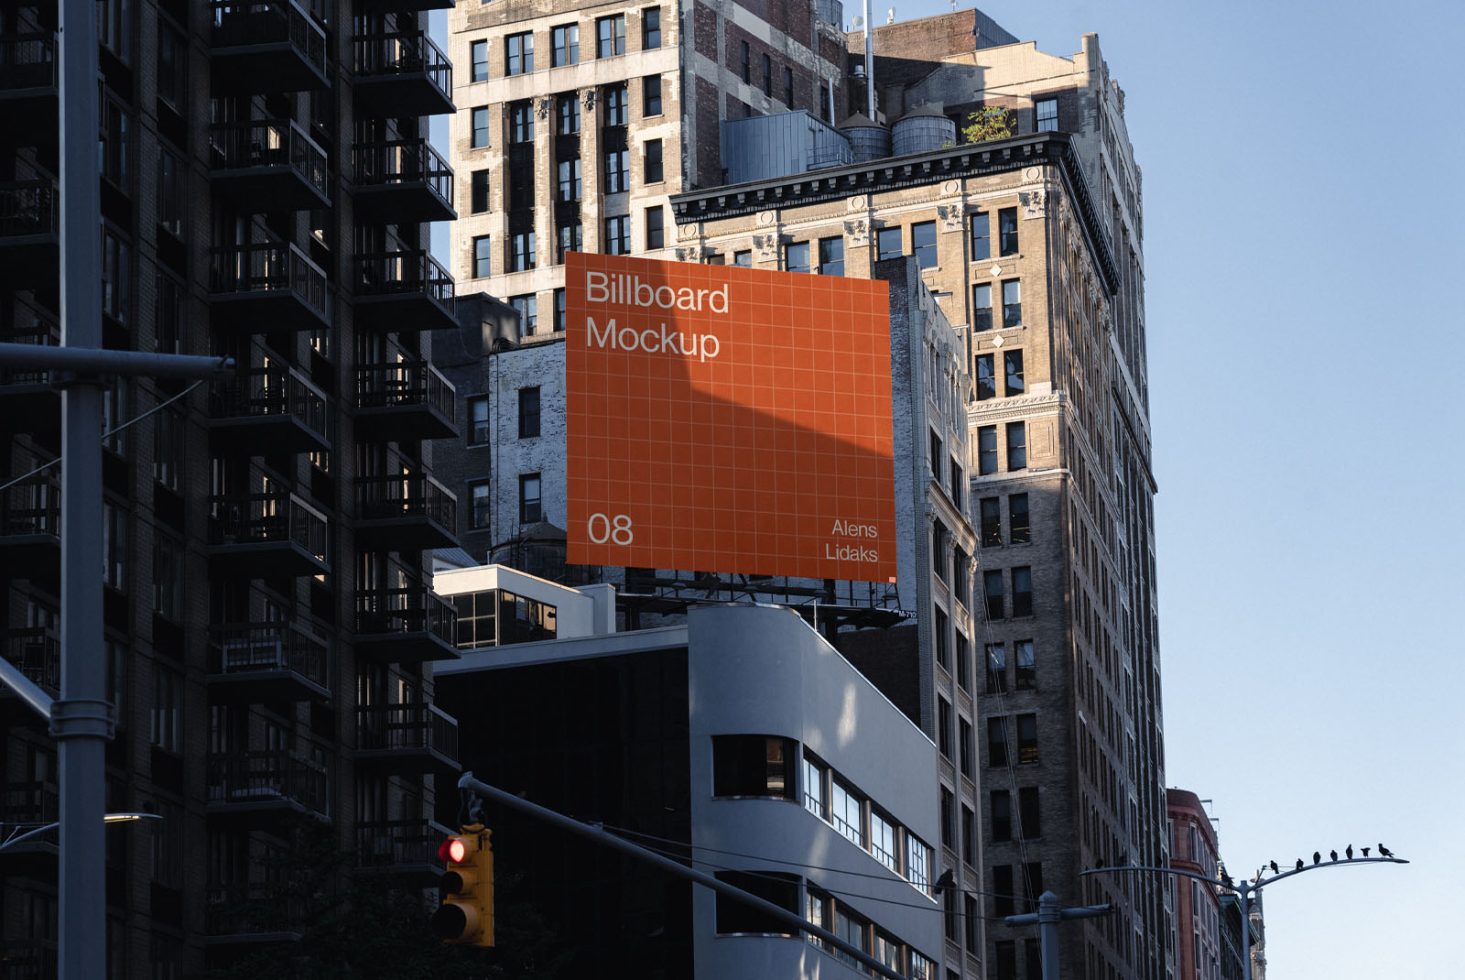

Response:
(671, 132), (1118, 294)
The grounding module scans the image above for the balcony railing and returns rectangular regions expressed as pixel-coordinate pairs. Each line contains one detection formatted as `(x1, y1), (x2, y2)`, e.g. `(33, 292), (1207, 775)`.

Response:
(0, 178), (59, 240)
(356, 473), (456, 528)
(2, 628), (59, 695)
(352, 138), (452, 205)
(356, 818), (452, 873)
(211, 622), (329, 689)
(0, 939), (58, 978)
(212, 353), (331, 441)
(208, 489), (328, 561)
(0, 305), (59, 386)
(355, 249), (453, 307)
(352, 30), (449, 98)
(354, 359), (455, 420)
(1, 475), (59, 538)
(0, 33), (57, 91)
(211, 241), (332, 321)
(357, 702), (458, 758)
(211, 0), (327, 74)
(206, 883), (305, 937)
(206, 747), (332, 817)
(1, 780), (59, 825)
(210, 119), (329, 198)
(355, 587), (455, 642)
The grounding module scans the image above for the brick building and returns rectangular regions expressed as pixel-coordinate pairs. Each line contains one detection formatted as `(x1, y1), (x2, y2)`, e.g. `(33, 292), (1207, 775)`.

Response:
(1168, 789), (1224, 980)
(0, 0), (463, 970)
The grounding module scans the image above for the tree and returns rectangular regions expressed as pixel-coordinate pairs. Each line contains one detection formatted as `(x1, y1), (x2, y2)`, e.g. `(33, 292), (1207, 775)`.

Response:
(962, 105), (1015, 144)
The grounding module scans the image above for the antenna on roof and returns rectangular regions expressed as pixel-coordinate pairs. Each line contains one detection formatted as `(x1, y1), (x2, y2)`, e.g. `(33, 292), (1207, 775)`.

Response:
(887, 6), (896, 24)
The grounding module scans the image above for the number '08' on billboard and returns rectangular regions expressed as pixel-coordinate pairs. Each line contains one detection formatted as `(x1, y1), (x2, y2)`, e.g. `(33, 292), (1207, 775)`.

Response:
(565, 252), (897, 583)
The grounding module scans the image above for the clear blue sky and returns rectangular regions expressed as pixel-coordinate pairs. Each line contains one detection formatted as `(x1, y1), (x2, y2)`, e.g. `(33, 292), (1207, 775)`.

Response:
(431, 3), (1464, 973)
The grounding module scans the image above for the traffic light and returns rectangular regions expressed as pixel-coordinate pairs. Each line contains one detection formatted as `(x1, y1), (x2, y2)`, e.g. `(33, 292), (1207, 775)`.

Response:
(431, 824), (494, 946)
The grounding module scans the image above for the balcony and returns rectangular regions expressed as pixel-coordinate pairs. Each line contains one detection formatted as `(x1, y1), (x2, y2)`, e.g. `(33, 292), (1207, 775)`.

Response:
(356, 702), (459, 776)
(354, 359), (457, 442)
(209, 351), (332, 454)
(210, 241), (333, 333)
(0, 475), (60, 584)
(0, 782), (60, 869)
(0, 302), (60, 436)
(354, 473), (457, 551)
(352, 31), (452, 119)
(356, 817), (456, 884)
(0, 940), (58, 977)
(0, 33), (58, 134)
(356, 0), (451, 16)
(210, 0), (328, 94)
(354, 250), (455, 332)
(208, 621), (331, 703)
(2, 628), (59, 697)
(205, 884), (304, 946)
(0, 176), (59, 280)
(352, 139), (454, 224)
(354, 587), (458, 664)
(207, 489), (330, 578)
(210, 119), (330, 212)
(206, 746), (333, 824)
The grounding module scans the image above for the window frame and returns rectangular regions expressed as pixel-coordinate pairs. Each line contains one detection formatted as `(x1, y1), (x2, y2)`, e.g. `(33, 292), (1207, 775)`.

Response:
(518, 386), (541, 439)
(518, 472), (542, 524)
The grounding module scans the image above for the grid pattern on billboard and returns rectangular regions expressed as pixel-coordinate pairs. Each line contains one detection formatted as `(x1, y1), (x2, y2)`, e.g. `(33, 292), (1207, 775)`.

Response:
(566, 252), (897, 582)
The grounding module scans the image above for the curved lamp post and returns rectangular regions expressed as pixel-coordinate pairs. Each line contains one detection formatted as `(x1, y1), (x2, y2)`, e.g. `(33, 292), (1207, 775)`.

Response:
(1, 812), (162, 853)
(1083, 854), (1408, 980)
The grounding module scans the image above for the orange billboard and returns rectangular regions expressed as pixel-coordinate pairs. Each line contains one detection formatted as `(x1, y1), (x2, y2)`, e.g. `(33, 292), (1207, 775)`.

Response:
(565, 252), (896, 582)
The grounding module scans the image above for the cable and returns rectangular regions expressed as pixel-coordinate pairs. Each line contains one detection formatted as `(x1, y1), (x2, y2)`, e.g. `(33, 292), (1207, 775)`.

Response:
(0, 379), (204, 494)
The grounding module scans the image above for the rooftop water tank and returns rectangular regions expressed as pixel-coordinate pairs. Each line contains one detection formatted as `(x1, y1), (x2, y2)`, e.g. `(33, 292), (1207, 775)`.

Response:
(892, 104), (956, 157)
(839, 113), (890, 163)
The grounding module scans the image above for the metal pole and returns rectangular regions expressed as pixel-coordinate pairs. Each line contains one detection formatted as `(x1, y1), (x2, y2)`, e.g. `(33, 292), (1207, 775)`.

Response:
(863, 0), (875, 118)
(1238, 884), (1252, 980)
(56, 0), (111, 967)
(1037, 891), (1061, 980)
(0, 344), (233, 379)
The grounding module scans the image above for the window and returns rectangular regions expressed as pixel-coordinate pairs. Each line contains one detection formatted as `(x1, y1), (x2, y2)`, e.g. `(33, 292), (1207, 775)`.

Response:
(975, 354), (996, 401)
(1015, 639), (1036, 689)
(870, 810), (897, 871)
(940, 785), (954, 848)
(1012, 566), (1033, 616)
(1017, 713), (1039, 763)
(557, 94), (581, 134)
(906, 834), (932, 892)
(1002, 278), (1022, 326)
(556, 221), (583, 262)
(470, 169), (490, 213)
(103, 502), (127, 589)
(644, 206), (664, 249)
(509, 101), (535, 142)
(980, 496), (1002, 546)
(959, 717), (973, 778)
(151, 667), (180, 753)
(784, 241), (810, 273)
(518, 387), (541, 438)
(930, 429), (943, 476)
(644, 138), (664, 182)
(983, 569), (1004, 620)
(938, 696), (952, 759)
(604, 216), (630, 255)
(956, 632), (970, 691)
(1036, 97), (1058, 132)
(518, 473), (542, 523)
(973, 282), (993, 331)
(642, 6), (661, 48)
(934, 604), (948, 666)
(818, 236), (844, 276)
(553, 288), (567, 331)
(990, 789), (1012, 841)
(986, 642), (1006, 692)
(467, 396), (491, 445)
(1007, 421), (1027, 470)
(98, 0), (131, 61)
(761, 53), (772, 95)
(157, 146), (182, 238)
(740, 40), (750, 83)
(733, 249), (752, 267)
(153, 404), (182, 489)
(557, 158), (582, 201)
(833, 907), (872, 968)
(784, 65), (794, 106)
(978, 424), (997, 474)
(1024, 940), (1042, 980)
(1019, 787), (1041, 838)
(831, 779), (864, 847)
(911, 951), (935, 980)
(505, 31), (533, 74)
(596, 14), (626, 57)
(970, 211), (990, 260)
(510, 231), (536, 271)
(961, 803), (976, 863)
(154, 274), (182, 355)
(604, 83), (628, 125)
(944, 888), (960, 942)
(471, 107), (490, 147)
(101, 230), (130, 324)
(965, 894), (979, 953)
(995, 939), (1018, 980)
(877, 226), (903, 260)
(1005, 349), (1025, 395)
(999, 207), (1019, 255)
(510, 294), (537, 334)
(152, 534), (181, 620)
(954, 547), (968, 602)
(604, 149), (629, 192)
(643, 73), (663, 116)
(714, 872), (800, 937)
(988, 717), (1009, 767)
(712, 735), (794, 798)
(911, 221), (937, 268)
(551, 23), (579, 66)
(1022, 862), (1044, 912)
(802, 755), (827, 818)
(469, 482), (491, 529)
(470, 39), (488, 81)
(157, 22), (185, 110)
(1009, 493), (1030, 543)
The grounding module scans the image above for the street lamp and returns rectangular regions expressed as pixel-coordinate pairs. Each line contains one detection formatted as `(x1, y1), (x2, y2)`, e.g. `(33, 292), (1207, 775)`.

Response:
(1083, 851), (1408, 980)
(1, 812), (162, 853)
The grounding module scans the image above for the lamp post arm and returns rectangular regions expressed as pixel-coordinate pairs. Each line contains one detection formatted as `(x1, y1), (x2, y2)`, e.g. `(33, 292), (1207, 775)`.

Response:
(1247, 856), (1409, 893)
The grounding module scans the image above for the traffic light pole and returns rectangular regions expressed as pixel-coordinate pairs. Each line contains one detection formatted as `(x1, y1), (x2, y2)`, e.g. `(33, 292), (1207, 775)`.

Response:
(1002, 891), (1112, 980)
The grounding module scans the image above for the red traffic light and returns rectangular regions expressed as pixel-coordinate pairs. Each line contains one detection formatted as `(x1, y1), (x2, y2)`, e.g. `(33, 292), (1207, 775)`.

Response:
(438, 836), (467, 864)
